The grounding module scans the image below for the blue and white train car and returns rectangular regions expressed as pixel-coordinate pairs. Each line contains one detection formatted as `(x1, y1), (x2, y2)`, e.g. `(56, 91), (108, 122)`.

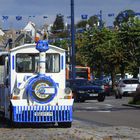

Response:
(0, 40), (73, 127)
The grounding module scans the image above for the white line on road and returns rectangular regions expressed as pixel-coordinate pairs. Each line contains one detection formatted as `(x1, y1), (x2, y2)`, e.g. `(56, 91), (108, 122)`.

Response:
(96, 110), (111, 112)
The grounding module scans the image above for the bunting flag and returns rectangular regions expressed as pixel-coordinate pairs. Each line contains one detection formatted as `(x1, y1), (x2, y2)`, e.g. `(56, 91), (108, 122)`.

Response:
(95, 14), (101, 18)
(67, 16), (71, 19)
(43, 16), (48, 19)
(16, 16), (22, 21)
(2, 16), (9, 21)
(122, 12), (128, 17)
(108, 13), (115, 17)
(29, 16), (36, 18)
(81, 14), (88, 20)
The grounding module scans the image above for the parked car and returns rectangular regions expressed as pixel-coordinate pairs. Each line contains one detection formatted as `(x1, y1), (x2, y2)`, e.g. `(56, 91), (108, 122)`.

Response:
(66, 79), (105, 102)
(133, 84), (140, 103)
(91, 79), (111, 96)
(115, 78), (139, 99)
(136, 84), (140, 93)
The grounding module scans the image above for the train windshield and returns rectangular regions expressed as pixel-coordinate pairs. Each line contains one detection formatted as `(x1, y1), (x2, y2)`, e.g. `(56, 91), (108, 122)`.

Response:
(16, 53), (60, 73)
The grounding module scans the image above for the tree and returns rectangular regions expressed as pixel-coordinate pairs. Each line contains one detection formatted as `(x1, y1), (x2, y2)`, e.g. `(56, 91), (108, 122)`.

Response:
(114, 9), (135, 28)
(76, 26), (125, 89)
(76, 20), (87, 29)
(51, 14), (65, 33)
(88, 15), (99, 27)
(118, 17), (140, 77)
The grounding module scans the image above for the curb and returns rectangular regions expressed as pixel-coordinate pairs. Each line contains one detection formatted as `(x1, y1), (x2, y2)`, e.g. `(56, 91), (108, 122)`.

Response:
(122, 104), (140, 109)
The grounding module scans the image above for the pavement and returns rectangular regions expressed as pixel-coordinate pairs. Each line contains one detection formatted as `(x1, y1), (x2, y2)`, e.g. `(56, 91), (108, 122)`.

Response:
(72, 119), (140, 140)
(122, 103), (140, 109)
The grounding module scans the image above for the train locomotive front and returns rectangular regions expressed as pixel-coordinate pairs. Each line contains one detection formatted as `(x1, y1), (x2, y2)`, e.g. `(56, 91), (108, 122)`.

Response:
(0, 40), (73, 127)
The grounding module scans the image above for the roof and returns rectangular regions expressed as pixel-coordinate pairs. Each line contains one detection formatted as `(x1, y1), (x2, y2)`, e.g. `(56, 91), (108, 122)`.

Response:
(14, 33), (33, 43)
(10, 43), (65, 53)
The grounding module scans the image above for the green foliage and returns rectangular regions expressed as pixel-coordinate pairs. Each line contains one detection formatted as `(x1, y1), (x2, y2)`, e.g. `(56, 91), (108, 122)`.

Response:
(118, 16), (140, 77)
(114, 9), (135, 28)
(51, 39), (69, 50)
(76, 14), (140, 89)
(76, 20), (87, 28)
(51, 14), (64, 33)
(87, 15), (99, 27)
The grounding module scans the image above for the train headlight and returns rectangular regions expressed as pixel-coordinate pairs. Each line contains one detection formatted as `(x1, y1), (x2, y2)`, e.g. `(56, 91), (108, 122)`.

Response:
(65, 87), (72, 95)
(64, 88), (73, 99)
(13, 88), (20, 95)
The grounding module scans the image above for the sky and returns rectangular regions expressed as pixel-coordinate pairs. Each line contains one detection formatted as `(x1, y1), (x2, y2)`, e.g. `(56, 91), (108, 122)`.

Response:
(0, 0), (140, 29)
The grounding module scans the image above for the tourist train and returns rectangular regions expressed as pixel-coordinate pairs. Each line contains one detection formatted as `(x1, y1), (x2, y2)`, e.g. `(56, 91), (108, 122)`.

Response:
(0, 40), (73, 127)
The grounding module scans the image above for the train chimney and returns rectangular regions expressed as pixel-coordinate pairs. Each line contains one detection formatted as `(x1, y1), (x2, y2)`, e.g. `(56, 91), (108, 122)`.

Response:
(36, 40), (49, 75)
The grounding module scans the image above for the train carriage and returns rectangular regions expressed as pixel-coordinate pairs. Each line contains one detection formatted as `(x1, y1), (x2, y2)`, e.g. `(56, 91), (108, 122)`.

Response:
(0, 40), (73, 127)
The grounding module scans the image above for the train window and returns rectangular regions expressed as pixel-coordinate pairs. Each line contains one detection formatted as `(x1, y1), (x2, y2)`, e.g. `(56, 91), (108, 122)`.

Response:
(16, 53), (60, 73)
(46, 54), (60, 73)
(16, 53), (39, 73)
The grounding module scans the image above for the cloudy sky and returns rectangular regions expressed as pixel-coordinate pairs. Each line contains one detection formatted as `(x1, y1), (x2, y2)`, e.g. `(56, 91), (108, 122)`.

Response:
(0, 0), (140, 29)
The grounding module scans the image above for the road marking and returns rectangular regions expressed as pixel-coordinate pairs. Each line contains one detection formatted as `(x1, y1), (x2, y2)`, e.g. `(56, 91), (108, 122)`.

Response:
(74, 103), (113, 112)
(85, 107), (98, 109)
(96, 110), (111, 112)
(104, 104), (113, 107)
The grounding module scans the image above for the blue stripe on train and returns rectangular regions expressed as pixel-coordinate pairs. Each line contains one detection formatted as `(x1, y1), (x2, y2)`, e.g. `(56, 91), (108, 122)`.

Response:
(12, 105), (73, 123)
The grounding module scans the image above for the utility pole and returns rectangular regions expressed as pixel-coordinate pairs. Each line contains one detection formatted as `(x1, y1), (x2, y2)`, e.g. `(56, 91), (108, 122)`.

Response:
(99, 10), (104, 80)
(70, 0), (76, 79)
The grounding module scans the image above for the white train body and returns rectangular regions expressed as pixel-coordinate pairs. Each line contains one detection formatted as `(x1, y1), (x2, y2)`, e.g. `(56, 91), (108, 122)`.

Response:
(0, 41), (73, 126)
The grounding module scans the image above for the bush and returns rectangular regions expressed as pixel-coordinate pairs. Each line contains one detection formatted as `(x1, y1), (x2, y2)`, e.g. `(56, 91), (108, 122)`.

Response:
(129, 91), (140, 105)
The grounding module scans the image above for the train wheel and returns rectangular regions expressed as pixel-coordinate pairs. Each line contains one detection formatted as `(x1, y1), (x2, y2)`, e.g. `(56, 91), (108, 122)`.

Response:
(9, 104), (14, 127)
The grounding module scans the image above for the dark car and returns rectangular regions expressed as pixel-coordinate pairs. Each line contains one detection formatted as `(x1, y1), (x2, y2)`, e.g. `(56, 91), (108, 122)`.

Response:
(91, 79), (111, 96)
(66, 79), (105, 102)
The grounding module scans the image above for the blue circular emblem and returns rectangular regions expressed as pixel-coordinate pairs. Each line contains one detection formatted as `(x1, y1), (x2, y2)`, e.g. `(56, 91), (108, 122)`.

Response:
(26, 75), (57, 104)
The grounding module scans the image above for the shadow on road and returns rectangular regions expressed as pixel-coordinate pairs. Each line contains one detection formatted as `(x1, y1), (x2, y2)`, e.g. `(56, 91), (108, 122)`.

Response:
(0, 117), (67, 129)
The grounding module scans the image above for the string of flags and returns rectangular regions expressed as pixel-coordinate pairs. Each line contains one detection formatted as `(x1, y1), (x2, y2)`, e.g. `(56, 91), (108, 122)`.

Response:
(1, 12), (139, 22)
(1, 16), (48, 21)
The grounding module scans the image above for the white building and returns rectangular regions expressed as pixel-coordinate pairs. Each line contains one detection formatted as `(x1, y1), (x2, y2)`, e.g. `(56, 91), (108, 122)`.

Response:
(23, 21), (36, 38)
(0, 29), (5, 36)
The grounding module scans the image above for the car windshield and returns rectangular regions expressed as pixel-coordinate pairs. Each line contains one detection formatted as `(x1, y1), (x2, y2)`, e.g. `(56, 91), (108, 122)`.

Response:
(72, 80), (92, 86)
(91, 80), (107, 85)
(123, 79), (139, 84)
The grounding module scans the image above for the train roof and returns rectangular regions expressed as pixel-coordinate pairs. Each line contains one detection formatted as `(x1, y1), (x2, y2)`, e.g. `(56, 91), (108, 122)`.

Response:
(0, 51), (9, 56)
(10, 43), (65, 53)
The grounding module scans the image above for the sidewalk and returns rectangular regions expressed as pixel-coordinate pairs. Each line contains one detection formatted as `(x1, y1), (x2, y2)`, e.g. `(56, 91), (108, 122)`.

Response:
(122, 103), (140, 109)
(73, 120), (140, 140)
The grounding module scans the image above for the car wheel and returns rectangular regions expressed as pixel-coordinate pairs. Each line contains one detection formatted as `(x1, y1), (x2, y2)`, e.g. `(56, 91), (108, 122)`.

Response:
(79, 98), (85, 102)
(72, 92), (78, 102)
(115, 95), (118, 99)
(97, 95), (105, 102)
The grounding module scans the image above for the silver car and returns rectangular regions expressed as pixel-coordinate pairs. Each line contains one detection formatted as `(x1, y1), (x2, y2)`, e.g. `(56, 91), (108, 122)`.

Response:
(115, 78), (139, 99)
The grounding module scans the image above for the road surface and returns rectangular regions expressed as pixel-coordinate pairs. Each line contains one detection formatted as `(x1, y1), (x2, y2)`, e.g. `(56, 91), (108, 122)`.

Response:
(73, 96), (140, 128)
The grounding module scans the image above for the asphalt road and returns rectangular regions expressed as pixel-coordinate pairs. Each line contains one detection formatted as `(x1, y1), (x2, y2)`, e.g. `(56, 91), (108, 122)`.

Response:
(0, 97), (140, 139)
(73, 96), (140, 128)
